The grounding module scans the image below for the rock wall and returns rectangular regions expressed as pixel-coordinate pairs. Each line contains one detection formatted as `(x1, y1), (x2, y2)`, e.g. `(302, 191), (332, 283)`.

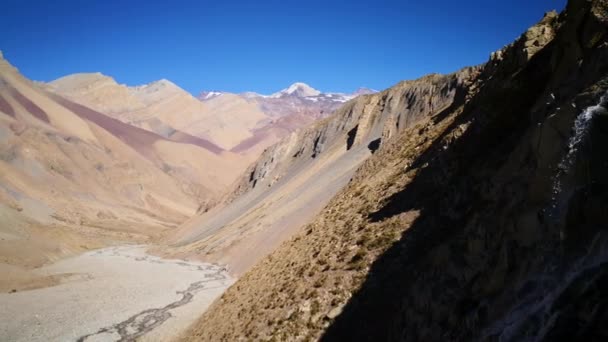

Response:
(224, 68), (479, 204)
(168, 50), (478, 276)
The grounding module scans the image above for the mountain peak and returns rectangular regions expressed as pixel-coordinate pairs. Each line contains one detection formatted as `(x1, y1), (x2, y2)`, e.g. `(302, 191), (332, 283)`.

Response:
(48, 72), (119, 92)
(131, 78), (183, 95)
(199, 91), (224, 100)
(152, 78), (175, 86)
(143, 78), (179, 90)
(271, 82), (321, 98)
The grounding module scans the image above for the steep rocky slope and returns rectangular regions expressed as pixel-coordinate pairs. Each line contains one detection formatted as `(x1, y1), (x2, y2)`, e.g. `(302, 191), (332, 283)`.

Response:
(166, 61), (477, 275)
(183, 0), (608, 340)
(0, 54), (245, 285)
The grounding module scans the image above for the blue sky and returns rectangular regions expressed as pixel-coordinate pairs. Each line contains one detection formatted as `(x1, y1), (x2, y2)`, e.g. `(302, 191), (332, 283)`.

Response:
(1, 0), (566, 95)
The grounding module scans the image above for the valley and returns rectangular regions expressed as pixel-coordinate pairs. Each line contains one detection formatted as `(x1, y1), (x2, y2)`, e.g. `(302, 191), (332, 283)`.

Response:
(0, 46), (376, 340)
(0, 245), (231, 342)
(2, 0), (608, 341)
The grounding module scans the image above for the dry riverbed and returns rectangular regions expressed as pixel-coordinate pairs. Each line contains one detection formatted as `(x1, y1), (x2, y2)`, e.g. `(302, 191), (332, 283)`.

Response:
(0, 245), (232, 341)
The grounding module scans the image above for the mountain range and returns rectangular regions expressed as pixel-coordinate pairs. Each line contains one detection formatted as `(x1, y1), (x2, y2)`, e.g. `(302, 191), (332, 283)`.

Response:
(48, 75), (375, 158)
(179, 1), (608, 340)
(0, 54), (247, 273)
(2, 0), (608, 341)
(0, 54), (375, 294)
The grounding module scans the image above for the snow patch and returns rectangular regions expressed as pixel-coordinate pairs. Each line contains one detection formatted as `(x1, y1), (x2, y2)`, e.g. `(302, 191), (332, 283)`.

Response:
(270, 82), (321, 98)
(200, 91), (224, 100)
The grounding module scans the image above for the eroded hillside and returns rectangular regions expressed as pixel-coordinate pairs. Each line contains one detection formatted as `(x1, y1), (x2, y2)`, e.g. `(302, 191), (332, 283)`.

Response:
(47, 74), (258, 151)
(48, 77), (370, 158)
(0, 54), (245, 289)
(164, 62), (478, 276)
(183, 0), (608, 340)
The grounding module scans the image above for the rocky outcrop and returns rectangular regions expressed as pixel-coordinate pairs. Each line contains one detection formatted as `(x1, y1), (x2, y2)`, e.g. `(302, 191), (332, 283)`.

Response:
(182, 1), (608, 340)
(208, 84), (379, 156)
(226, 68), (479, 203)
(49, 76), (372, 157)
(166, 63), (479, 277)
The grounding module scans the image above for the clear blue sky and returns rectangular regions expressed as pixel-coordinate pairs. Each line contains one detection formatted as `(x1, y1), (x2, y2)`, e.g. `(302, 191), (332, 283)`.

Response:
(1, 0), (566, 95)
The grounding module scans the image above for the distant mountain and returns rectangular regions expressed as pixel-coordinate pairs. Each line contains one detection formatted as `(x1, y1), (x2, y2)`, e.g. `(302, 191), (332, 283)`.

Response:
(180, 2), (608, 341)
(47, 75), (267, 152)
(0, 54), (247, 268)
(267, 83), (377, 100)
(46, 72), (144, 114)
(215, 82), (377, 103)
(198, 91), (224, 100)
(48, 73), (376, 162)
(270, 82), (321, 98)
(195, 83), (376, 155)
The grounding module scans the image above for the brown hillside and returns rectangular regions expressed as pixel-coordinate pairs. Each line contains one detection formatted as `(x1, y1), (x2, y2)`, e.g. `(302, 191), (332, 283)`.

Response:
(0, 54), (245, 285)
(182, 0), (608, 340)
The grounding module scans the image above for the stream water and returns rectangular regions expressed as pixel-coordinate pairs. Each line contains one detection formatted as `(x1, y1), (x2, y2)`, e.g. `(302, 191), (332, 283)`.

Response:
(548, 91), (608, 221)
(481, 91), (608, 341)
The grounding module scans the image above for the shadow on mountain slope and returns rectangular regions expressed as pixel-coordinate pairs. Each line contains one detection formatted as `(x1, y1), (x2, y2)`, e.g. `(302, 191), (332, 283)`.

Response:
(322, 1), (608, 340)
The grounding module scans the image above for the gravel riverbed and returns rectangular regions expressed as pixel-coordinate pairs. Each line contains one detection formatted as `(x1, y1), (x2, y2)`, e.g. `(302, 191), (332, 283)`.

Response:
(0, 245), (232, 342)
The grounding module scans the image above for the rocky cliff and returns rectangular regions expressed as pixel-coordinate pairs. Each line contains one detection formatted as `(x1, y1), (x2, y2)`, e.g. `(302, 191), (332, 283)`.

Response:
(182, 0), (608, 340)
(226, 68), (478, 203)
(166, 61), (478, 276)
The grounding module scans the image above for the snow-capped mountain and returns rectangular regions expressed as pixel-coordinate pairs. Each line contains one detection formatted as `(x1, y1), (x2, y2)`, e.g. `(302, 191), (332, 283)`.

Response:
(270, 82), (321, 98)
(198, 82), (376, 116)
(195, 82), (377, 154)
(200, 82), (375, 102)
(199, 91), (224, 100)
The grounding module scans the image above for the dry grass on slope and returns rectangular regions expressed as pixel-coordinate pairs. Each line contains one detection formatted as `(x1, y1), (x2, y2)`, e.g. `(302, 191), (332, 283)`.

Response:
(181, 103), (467, 341)
(182, 2), (608, 339)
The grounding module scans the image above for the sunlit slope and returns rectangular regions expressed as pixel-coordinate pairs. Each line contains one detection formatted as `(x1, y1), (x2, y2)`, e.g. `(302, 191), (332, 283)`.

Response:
(0, 53), (245, 269)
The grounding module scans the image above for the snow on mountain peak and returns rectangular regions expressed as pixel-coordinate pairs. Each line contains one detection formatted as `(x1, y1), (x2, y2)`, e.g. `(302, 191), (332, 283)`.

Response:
(199, 91), (224, 100)
(271, 82), (321, 98)
(196, 83), (376, 103)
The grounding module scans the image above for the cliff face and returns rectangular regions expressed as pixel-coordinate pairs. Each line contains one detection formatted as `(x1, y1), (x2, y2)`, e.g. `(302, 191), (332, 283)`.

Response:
(183, 0), (608, 340)
(167, 63), (478, 276)
(227, 69), (478, 202)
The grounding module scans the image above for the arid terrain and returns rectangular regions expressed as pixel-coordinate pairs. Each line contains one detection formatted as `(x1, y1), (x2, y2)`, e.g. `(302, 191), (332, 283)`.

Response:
(0, 245), (231, 341)
(0, 45), (374, 340)
(47, 74), (368, 158)
(180, 0), (608, 340)
(2, 0), (608, 341)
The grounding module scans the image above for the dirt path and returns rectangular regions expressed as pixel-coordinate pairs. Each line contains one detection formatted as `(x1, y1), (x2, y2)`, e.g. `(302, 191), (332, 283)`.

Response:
(0, 245), (232, 342)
